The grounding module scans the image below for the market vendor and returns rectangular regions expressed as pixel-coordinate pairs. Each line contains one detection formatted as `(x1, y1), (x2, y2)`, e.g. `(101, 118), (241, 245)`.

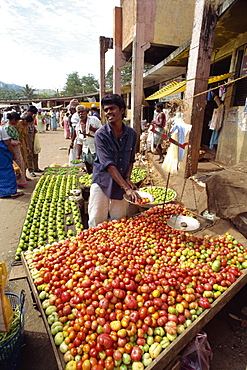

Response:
(88, 93), (141, 227)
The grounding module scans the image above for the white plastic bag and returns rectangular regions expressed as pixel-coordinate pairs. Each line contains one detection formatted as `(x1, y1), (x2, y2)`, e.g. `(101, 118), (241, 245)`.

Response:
(34, 134), (41, 154)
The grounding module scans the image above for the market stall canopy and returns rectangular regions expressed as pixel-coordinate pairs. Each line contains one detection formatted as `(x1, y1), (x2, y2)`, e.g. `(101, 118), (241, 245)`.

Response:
(52, 104), (63, 109)
(80, 102), (100, 108)
(145, 72), (233, 100)
(0, 104), (14, 108)
(145, 81), (186, 100)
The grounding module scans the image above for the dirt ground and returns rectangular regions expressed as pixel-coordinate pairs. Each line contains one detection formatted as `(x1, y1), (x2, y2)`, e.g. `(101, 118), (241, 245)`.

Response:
(1, 126), (247, 370)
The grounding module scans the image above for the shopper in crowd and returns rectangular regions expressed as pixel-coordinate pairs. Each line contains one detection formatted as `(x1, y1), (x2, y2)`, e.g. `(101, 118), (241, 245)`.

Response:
(63, 112), (70, 139)
(25, 106), (43, 177)
(152, 102), (166, 163)
(50, 109), (57, 131)
(36, 110), (46, 133)
(76, 105), (102, 174)
(91, 104), (101, 120)
(4, 112), (27, 188)
(88, 94), (140, 227)
(56, 110), (60, 127)
(68, 99), (80, 165)
(17, 115), (32, 181)
(44, 111), (50, 131)
(0, 123), (24, 198)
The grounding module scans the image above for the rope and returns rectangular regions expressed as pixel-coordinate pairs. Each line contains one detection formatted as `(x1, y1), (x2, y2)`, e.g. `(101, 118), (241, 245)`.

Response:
(184, 74), (247, 100)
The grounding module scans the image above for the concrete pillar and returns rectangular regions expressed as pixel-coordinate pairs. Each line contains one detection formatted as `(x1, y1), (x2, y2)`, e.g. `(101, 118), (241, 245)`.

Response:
(99, 36), (113, 123)
(113, 7), (126, 95)
(183, 0), (218, 177)
(131, 0), (150, 149)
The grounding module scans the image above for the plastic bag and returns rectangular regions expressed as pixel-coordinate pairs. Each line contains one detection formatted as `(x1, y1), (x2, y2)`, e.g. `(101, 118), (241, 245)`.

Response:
(0, 262), (14, 332)
(179, 332), (213, 370)
(34, 133), (41, 154)
(161, 132), (179, 174)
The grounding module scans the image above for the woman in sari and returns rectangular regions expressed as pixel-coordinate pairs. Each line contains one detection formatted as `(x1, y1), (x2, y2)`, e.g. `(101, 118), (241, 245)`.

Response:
(0, 124), (24, 198)
(17, 115), (31, 181)
(5, 112), (27, 187)
(36, 110), (45, 133)
(50, 109), (57, 131)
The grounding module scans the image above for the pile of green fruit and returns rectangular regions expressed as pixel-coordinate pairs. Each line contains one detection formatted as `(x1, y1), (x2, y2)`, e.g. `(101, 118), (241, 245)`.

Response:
(15, 174), (83, 260)
(79, 173), (93, 187)
(140, 186), (176, 204)
(130, 167), (147, 183)
(79, 167), (147, 188)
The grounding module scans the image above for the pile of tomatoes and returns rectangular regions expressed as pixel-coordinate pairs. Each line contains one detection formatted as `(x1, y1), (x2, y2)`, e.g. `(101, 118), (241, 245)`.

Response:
(25, 204), (246, 370)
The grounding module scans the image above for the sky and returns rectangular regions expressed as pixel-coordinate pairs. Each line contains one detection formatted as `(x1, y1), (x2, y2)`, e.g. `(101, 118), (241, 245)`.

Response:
(0, 0), (120, 91)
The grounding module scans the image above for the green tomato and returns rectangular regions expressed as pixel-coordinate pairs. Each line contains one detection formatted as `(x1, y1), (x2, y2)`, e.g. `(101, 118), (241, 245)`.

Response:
(54, 332), (64, 346)
(122, 353), (131, 365)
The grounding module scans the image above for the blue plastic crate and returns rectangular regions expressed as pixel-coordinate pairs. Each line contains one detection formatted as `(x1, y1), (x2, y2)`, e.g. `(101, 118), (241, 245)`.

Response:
(0, 291), (25, 370)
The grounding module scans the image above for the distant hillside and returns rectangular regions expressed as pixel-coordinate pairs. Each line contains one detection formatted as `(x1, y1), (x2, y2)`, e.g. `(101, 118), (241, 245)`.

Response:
(0, 81), (23, 91)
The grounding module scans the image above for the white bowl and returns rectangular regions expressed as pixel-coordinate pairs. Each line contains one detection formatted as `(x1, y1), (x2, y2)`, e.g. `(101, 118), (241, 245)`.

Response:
(167, 215), (200, 231)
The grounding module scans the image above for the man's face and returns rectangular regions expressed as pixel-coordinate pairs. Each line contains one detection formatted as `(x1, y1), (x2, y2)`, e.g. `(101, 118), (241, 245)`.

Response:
(103, 104), (124, 124)
(78, 108), (87, 120)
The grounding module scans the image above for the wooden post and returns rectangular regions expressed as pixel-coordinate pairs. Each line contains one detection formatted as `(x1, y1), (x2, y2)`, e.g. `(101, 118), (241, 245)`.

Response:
(113, 7), (126, 95)
(131, 1), (150, 150)
(183, 0), (218, 177)
(99, 36), (113, 123)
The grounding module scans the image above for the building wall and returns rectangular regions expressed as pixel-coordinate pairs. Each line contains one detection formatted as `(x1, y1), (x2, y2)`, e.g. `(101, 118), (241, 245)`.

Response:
(216, 106), (247, 165)
(121, 0), (196, 50)
(153, 0), (196, 46)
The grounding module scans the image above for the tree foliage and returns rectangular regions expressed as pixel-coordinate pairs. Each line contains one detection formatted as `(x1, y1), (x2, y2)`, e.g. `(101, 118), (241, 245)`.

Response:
(20, 84), (36, 99)
(62, 72), (99, 96)
(0, 89), (19, 99)
(105, 62), (154, 90)
(105, 66), (113, 91)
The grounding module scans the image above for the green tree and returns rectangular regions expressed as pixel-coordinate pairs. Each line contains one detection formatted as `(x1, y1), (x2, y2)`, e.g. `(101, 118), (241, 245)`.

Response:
(121, 62), (132, 84)
(81, 74), (99, 94)
(105, 62), (154, 89)
(0, 89), (18, 99)
(62, 72), (99, 96)
(62, 72), (83, 96)
(106, 66), (113, 90)
(20, 84), (36, 99)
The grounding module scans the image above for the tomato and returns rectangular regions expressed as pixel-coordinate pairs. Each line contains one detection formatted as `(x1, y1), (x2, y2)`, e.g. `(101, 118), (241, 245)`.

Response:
(104, 357), (114, 370)
(130, 346), (142, 361)
(82, 359), (91, 370)
(124, 295), (138, 310)
(138, 307), (148, 319)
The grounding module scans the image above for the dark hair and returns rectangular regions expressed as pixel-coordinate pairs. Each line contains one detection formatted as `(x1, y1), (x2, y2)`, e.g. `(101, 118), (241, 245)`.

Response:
(7, 112), (20, 121)
(101, 94), (126, 111)
(28, 105), (38, 114)
(24, 114), (34, 123)
(156, 103), (163, 110)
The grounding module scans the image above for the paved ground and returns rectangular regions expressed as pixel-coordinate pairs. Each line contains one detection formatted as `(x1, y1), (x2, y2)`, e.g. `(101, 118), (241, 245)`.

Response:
(1, 126), (247, 369)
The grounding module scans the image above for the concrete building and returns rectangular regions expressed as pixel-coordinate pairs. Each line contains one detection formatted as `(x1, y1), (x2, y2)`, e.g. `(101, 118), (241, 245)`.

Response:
(113, 0), (247, 169)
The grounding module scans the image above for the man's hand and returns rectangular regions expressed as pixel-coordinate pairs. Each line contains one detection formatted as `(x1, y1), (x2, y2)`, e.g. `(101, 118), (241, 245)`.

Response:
(125, 188), (141, 203)
(70, 142), (74, 149)
(126, 178), (138, 190)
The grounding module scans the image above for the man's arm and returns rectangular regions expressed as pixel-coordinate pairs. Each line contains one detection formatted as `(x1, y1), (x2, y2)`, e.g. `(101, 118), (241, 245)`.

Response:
(70, 129), (76, 148)
(76, 143), (82, 159)
(107, 165), (140, 202)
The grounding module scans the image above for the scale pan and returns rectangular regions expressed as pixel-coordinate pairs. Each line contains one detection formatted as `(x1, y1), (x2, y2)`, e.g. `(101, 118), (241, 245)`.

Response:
(167, 215), (200, 232)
